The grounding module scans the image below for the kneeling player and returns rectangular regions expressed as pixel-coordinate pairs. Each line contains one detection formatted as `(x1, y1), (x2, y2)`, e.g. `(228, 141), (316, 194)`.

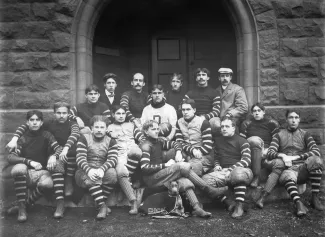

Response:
(140, 120), (227, 218)
(7, 110), (62, 222)
(108, 105), (145, 214)
(75, 115), (118, 220)
(202, 116), (253, 218)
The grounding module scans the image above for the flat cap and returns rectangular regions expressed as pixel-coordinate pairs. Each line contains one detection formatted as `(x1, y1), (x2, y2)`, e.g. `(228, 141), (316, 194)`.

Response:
(218, 68), (233, 74)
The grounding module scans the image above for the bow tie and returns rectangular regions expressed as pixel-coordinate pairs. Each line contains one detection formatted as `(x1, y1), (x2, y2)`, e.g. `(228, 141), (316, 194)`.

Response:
(107, 93), (114, 98)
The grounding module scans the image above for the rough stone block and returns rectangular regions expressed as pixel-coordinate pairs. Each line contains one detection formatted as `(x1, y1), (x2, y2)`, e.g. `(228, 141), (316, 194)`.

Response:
(0, 111), (52, 133)
(277, 19), (324, 38)
(307, 128), (325, 145)
(248, 0), (273, 15)
(31, 2), (55, 21)
(50, 52), (69, 69)
(260, 68), (279, 86)
(0, 87), (14, 109)
(256, 10), (277, 32)
(0, 52), (8, 71)
(8, 52), (50, 71)
(319, 56), (325, 79)
(0, 72), (30, 87)
(303, 0), (325, 18)
(14, 90), (70, 109)
(0, 4), (30, 22)
(260, 86), (279, 105)
(54, 0), (79, 17)
(49, 31), (70, 52)
(52, 13), (73, 33)
(280, 38), (308, 57)
(279, 78), (309, 104)
(0, 39), (54, 52)
(259, 29), (279, 50)
(272, 0), (304, 18)
(280, 57), (318, 78)
(260, 50), (279, 68)
(309, 85), (325, 104)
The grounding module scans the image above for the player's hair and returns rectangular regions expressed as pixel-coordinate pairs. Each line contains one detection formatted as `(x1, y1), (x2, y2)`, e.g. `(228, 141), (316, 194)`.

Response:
(220, 116), (236, 127)
(89, 115), (110, 127)
(53, 102), (70, 112)
(251, 102), (265, 113)
(142, 120), (159, 132)
(103, 73), (118, 84)
(151, 84), (164, 93)
(85, 84), (100, 94)
(26, 110), (43, 121)
(195, 68), (210, 77)
(170, 73), (183, 83)
(112, 105), (126, 114)
(285, 109), (300, 118)
(181, 99), (196, 109)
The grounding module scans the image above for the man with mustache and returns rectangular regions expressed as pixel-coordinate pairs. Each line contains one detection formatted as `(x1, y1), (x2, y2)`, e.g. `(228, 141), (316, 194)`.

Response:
(216, 68), (248, 131)
(184, 68), (221, 136)
(120, 73), (150, 128)
(99, 73), (121, 110)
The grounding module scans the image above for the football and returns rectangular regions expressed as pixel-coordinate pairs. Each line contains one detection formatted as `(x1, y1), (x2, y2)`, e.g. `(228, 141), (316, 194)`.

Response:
(159, 122), (172, 137)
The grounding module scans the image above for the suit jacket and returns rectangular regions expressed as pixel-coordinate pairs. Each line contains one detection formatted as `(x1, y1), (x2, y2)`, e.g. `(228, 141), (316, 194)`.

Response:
(99, 91), (121, 111)
(216, 82), (248, 120)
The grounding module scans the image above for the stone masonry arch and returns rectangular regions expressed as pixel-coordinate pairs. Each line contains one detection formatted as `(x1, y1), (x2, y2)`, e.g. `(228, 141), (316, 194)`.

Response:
(71, 0), (259, 107)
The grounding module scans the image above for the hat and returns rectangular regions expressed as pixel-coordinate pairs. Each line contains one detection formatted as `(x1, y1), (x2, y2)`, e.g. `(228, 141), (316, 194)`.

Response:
(218, 68), (233, 74)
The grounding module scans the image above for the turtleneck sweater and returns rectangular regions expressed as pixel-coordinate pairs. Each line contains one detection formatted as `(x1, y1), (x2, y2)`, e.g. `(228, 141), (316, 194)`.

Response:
(166, 89), (186, 118)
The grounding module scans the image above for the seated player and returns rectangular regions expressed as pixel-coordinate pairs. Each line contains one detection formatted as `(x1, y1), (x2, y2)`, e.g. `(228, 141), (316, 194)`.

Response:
(7, 110), (62, 222)
(184, 68), (221, 136)
(69, 84), (111, 134)
(240, 102), (281, 188)
(202, 116), (252, 218)
(175, 99), (214, 176)
(165, 73), (186, 118)
(107, 105), (145, 214)
(6, 102), (80, 218)
(140, 120), (227, 218)
(75, 115), (118, 220)
(141, 84), (177, 141)
(267, 109), (325, 216)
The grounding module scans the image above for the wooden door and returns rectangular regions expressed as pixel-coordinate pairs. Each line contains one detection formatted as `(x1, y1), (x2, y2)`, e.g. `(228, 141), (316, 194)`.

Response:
(151, 35), (188, 92)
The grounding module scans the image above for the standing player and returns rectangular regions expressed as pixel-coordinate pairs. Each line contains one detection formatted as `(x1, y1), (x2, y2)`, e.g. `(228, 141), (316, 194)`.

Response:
(141, 84), (177, 141)
(99, 73), (121, 110)
(165, 73), (186, 118)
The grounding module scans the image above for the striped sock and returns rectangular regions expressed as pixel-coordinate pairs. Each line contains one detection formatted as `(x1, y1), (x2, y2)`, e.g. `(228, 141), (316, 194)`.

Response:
(284, 180), (300, 203)
(27, 187), (43, 205)
(66, 157), (76, 177)
(234, 186), (246, 202)
(125, 156), (140, 176)
(185, 189), (199, 206)
(52, 173), (65, 200)
(264, 172), (280, 193)
(89, 185), (105, 206)
(119, 177), (136, 201)
(14, 175), (27, 203)
(309, 170), (322, 194)
(102, 184), (114, 200)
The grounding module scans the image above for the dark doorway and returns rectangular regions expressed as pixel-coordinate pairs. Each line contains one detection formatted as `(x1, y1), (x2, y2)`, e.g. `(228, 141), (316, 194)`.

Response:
(93, 0), (236, 95)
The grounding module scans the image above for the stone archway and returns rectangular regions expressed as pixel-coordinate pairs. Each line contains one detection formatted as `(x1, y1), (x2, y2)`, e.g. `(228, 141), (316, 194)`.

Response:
(71, 0), (258, 106)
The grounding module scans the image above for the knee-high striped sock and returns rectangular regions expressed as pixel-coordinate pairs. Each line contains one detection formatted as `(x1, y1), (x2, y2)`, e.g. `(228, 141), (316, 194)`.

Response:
(66, 157), (76, 177)
(52, 173), (65, 200)
(264, 172), (280, 193)
(26, 187), (43, 205)
(309, 170), (322, 194)
(185, 189), (199, 207)
(234, 186), (246, 202)
(101, 184), (114, 200)
(125, 156), (140, 176)
(284, 180), (300, 203)
(89, 185), (105, 206)
(14, 175), (27, 203)
(119, 177), (136, 201)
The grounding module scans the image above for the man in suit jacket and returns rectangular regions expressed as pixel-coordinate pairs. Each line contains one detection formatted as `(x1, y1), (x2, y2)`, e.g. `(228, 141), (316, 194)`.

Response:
(99, 73), (121, 110)
(216, 68), (248, 127)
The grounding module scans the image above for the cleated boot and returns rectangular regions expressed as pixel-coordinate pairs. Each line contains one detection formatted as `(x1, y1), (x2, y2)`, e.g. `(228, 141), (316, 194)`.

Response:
(17, 202), (27, 223)
(53, 199), (65, 219)
(64, 176), (74, 196)
(192, 203), (211, 218)
(311, 193), (325, 211)
(231, 201), (244, 219)
(296, 200), (308, 217)
(250, 176), (259, 188)
(96, 203), (107, 220)
(256, 190), (269, 209)
(129, 200), (138, 215)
